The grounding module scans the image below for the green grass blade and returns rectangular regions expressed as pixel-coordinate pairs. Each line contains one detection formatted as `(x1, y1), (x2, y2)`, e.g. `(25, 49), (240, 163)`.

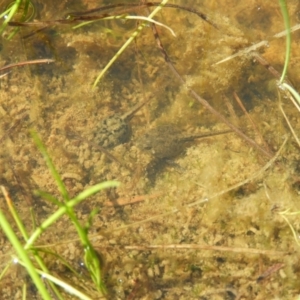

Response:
(31, 251), (64, 299)
(25, 181), (119, 249)
(278, 0), (291, 84)
(75, 181), (120, 201)
(282, 83), (300, 105)
(0, 262), (12, 281)
(1, 186), (30, 241)
(0, 7), (12, 19)
(35, 190), (64, 207)
(93, 0), (169, 87)
(35, 248), (79, 275)
(0, 210), (52, 300)
(33, 268), (92, 300)
(31, 130), (69, 202)
(0, 0), (22, 35)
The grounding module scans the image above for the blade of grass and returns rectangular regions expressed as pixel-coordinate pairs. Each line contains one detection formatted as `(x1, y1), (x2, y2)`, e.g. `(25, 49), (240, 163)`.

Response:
(33, 268), (92, 300)
(279, 211), (300, 246)
(0, 211), (52, 300)
(25, 180), (119, 296)
(35, 190), (64, 207)
(93, 0), (169, 87)
(22, 283), (26, 300)
(1, 187), (64, 299)
(31, 130), (69, 202)
(25, 181), (119, 248)
(0, 261), (12, 281)
(31, 250), (64, 299)
(31, 130), (119, 294)
(278, 0), (291, 84)
(36, 248), (79, 275)
(0, 0), (22, 36)
(1, 186), (30, 241)
(7, 0), (35, 40)
(281, 83), (300, 105)
(279, 102), (300, 147)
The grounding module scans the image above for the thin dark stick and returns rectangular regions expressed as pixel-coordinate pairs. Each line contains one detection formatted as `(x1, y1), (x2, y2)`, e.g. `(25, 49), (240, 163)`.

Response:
(256, 263), (285, 283)
(9, 2), (217, 29)
(67, 2), (218, 29)
(0, 59), (54, 72)
(252, 53), (294, 87)
(233, 91), (271, 153)
(149, 20), (273, 158)
(222, 94), (239, 126)
(8, 19), (78, 26)
(22, 25), (50, 39)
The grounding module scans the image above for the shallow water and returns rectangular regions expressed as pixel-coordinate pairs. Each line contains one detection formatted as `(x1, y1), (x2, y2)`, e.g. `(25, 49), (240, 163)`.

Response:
(0, 0), (300, 299)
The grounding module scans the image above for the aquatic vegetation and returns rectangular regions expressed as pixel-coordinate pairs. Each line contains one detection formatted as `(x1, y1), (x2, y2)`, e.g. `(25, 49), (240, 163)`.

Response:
(1, 0), (300, 298)
(0, 0), (35, 39)
(0, 132), (119, 298)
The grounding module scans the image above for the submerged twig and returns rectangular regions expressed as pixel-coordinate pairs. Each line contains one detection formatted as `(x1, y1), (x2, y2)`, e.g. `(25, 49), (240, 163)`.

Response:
(66, 2), (218, 29)
(9, 2), (218, 29)
(222, 94), (239, 126)
(8, 2), (217, 87)
(233, 91), (271, 152)
(252, 53), (293, 87)
(0, 59), (54, 72)
(256, 263), (285, 282)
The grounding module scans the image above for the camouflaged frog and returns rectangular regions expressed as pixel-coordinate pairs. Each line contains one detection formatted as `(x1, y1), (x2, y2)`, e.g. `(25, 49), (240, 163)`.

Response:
(94, 98), (150, 148)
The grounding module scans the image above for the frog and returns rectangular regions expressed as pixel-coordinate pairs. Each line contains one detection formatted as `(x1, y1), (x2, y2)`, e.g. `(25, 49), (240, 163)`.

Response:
(137, 124), (231, 160)
(94, 97), (151, 148)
